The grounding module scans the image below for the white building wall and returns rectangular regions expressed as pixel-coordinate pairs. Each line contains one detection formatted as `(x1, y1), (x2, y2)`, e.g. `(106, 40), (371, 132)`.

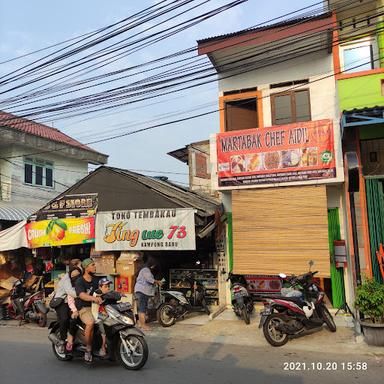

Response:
(0, 144), (88, 210)
(213, 50), (344, 189)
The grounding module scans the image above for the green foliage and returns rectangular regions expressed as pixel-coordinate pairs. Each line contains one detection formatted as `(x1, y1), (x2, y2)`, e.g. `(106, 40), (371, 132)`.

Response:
(355, 278), (384, 323)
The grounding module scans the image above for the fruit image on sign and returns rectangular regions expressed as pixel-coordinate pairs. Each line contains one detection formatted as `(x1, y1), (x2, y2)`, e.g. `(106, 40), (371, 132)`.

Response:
(26, 217), (95, 248)
(46, 219), (68, 241)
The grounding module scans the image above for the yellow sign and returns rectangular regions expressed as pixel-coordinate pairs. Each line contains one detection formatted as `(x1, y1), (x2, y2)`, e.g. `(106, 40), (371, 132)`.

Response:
(26, 217), (95, 248)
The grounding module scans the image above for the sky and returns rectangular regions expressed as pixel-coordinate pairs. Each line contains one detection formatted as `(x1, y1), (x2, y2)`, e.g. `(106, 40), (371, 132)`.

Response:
(0, 0), (317, 186)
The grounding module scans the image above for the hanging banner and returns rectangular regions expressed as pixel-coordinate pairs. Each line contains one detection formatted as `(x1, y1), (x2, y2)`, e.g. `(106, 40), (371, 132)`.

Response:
(31, 193), (98, 221)
(26, 217), (95, 248)
(95, 208), (196, 251)
(216, 119), (336, 188)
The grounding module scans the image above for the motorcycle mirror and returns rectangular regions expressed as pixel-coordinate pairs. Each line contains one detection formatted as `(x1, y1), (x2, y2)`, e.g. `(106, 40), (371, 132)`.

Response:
(309, 260), (314, 270)
(278, 273), (287, 279)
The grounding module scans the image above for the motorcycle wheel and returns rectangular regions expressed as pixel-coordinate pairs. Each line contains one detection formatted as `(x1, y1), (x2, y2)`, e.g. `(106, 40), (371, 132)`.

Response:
(242, 306), (250, 325)
(263, 314), (289, 347)
(51, 330), (73, 361)
(321, 305), (337, 332)
(157, 303), (176, 327)
(201, 299), (210, 315)
(38, 312), (47, 327)
(118, 335), (148, 370)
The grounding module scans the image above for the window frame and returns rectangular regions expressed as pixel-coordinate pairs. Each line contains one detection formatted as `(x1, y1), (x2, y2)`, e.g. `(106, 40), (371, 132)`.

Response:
(23, 158), (54, 188)
(219, 90), (263, 133)
(339, 38), (377, 74)
(270, 88), (312, 126)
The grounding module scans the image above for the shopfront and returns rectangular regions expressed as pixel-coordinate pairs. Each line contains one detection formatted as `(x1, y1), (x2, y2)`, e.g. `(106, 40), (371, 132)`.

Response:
(213, 119), (348, 306)
(26, 166), (223, 307)
(94, 208), (220, 306)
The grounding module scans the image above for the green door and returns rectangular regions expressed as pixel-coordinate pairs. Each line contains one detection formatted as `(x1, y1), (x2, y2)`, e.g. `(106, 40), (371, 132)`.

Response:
(365, 179), (384, 283)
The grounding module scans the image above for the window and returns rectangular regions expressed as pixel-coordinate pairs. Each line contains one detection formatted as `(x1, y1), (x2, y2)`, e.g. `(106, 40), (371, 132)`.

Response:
(24, 158), (54, 187)
(225, 97), (258, 131)
(340, 39), (375, 74)
(271, 89), (311, 125)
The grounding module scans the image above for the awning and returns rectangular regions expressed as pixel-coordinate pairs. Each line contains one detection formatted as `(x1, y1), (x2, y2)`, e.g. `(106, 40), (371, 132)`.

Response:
(0, 201), (38, 221)
(0, 220), (28, 251)
(341, 106), (384, 137)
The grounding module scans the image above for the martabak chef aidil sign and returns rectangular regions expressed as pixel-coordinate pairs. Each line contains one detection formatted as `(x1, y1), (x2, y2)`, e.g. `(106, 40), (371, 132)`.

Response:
(216, 119), (336, 188)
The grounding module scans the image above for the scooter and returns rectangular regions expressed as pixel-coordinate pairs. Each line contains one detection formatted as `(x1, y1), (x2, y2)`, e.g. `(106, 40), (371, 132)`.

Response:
(156, 272), (210, 327)
(259, 261), (336, 347)
(48, 291), (148, 370)
(8, 278), (49, 327)
(227, 273), (254, 325)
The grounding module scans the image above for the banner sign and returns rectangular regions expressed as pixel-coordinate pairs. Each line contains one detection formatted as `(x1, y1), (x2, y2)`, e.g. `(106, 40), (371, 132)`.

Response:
(216, 119), (336, 188)
(95, 208), (196, 251)
(31, 193), (98, 220)
(26, 217), (95, 248)
(244, 275), (282, 294)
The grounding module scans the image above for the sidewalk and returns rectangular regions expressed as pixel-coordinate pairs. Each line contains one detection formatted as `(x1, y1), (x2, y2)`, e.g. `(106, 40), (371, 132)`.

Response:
(1, 308), (383, 356)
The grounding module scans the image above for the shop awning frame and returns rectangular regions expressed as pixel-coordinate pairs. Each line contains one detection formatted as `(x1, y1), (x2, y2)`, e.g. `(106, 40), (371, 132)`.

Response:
(341, 107), (384, 136)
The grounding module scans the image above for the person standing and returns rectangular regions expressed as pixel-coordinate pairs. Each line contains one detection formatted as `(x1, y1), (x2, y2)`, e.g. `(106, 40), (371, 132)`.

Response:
(75, 258), (102, 363)
(134, 259), (161, 331)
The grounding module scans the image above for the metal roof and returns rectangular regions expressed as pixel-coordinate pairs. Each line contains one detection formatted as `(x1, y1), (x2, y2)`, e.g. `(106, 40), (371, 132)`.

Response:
(197, 12), (331, 44)
(0, 111), (107, 158)
(0, 201), (39, 221)
(167, 147), (189, 164)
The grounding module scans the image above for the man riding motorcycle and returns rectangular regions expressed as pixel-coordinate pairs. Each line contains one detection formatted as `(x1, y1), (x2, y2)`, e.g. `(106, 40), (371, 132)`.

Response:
(74, 258), (102, 363)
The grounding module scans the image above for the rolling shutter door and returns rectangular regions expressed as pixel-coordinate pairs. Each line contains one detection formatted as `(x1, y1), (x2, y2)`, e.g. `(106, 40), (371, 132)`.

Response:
(232, 185), (330, 277)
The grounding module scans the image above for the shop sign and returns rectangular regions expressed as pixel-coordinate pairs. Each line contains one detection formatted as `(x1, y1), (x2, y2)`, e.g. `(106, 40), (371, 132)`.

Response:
(244, 275), (282, 294)
(31, 193), (98, 220)
(26, 217), (95, 248)
(95, 208), (196, 251)
(216, 119), (336, 188)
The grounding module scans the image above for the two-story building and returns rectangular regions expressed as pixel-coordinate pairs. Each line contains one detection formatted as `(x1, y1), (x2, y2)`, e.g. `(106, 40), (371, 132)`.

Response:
(331, 0), (384, 285)
(197, 11), (352, 306)
(0, 111), (108, 229)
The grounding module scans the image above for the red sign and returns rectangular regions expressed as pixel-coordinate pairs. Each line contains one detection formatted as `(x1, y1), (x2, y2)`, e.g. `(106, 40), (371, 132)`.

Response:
(216, 119), (336, 188)
(244, 275), (282, 293)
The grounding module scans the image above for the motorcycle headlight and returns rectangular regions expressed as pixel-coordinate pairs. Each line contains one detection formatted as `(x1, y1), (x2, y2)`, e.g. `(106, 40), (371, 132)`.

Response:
(120, 315), (134, 325)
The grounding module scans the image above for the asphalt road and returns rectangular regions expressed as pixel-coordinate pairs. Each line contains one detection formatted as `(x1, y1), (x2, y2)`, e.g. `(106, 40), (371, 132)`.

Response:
(0, 326), (382, 384)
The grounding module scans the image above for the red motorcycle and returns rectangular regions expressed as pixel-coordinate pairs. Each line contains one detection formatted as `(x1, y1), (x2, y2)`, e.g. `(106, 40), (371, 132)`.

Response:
(259, 262), (336, 347)
(8, 278), (49, 327)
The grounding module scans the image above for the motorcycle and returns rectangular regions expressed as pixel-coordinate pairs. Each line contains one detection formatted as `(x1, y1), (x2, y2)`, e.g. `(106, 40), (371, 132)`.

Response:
(48, 291), (148, 370)
(227, 273), (254, 325)
(156, 272), (210, 327)
(259, 261), (336, 347)
(8, 278), (49, 327)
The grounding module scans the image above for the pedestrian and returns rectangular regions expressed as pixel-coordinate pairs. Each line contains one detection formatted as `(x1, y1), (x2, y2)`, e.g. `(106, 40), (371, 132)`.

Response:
(75, 258), (102, 363)
(134, 258), (162, 331)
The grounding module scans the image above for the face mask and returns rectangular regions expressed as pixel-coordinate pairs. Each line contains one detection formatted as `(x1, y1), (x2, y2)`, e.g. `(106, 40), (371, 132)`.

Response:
(88, 271), (96, 276)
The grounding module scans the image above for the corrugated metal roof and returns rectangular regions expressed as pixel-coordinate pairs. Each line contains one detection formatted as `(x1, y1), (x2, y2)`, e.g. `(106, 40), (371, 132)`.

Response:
(110, 167), (220, 219)
(197, 12), (331, 44)
(0, 201), (40, 221)
(0, 111), (106, 156)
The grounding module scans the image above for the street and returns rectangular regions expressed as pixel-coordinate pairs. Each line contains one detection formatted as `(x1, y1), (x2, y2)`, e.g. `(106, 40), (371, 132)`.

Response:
(0, 326), (382, 384)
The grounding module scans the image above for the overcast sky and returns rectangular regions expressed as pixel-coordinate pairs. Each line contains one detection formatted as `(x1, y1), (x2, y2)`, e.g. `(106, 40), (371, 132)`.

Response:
(0, 0), (317, 185)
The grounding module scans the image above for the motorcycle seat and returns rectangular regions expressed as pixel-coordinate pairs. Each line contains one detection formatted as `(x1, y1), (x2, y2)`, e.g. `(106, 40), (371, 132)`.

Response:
(267, 295), (305, 305)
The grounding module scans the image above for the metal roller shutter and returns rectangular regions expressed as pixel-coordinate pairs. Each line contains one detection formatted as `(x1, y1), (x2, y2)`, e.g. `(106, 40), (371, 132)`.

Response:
(232, 185), (330, 277)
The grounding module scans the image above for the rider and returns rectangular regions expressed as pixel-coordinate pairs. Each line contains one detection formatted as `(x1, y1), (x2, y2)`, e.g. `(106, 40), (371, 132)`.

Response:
(75, 258), (102, 363)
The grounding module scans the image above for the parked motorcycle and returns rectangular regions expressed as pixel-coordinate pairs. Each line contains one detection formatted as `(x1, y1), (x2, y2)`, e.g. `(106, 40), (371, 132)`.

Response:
(157, 272), (210, 327)
(49, 291), (148, 370)
(227, 273), (254, 325)
(8, 278), (48, 327)
(259, 262), (336, 347)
